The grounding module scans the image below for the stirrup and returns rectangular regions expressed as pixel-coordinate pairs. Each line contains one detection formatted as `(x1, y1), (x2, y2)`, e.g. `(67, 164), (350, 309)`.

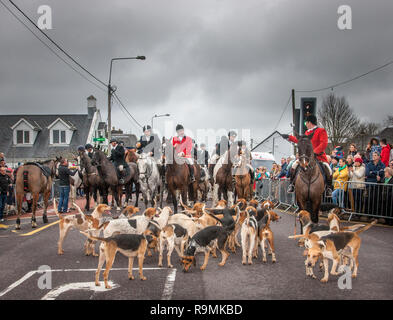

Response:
(287, 184), (295, 193)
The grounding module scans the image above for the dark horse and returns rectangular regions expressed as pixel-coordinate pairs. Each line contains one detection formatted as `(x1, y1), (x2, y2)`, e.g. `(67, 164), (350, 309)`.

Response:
(15, 158), (60, 229)
(295, 135), (325, 225)
(78, 151), (105, 210)
(164, 140), (190, 213)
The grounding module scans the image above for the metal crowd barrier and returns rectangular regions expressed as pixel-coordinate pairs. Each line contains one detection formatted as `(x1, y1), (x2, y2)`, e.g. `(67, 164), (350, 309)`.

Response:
(259, 178), (393, 222)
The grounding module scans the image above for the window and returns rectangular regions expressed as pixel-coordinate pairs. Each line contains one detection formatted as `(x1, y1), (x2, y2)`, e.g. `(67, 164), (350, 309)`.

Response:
(53, 130), (66, 144)
(17, 130), (23, 144)
(61, 130), (66, 143)
(24, 131), (30, 144)
(16, 130), (30, 144)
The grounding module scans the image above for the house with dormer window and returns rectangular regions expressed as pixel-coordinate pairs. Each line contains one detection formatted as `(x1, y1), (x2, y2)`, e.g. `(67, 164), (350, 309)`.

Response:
(0, 95), (107, 166)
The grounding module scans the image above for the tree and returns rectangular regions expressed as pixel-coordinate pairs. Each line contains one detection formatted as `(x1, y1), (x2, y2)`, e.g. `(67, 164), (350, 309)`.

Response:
(383, 115), (393, 127)
(318, 93), (360, 148)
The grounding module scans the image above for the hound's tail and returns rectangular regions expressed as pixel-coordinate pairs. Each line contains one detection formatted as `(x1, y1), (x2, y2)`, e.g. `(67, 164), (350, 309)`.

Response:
(80, 231), (110, 242)
(53, 198), (60, 218)
(355, 220), (377, 235)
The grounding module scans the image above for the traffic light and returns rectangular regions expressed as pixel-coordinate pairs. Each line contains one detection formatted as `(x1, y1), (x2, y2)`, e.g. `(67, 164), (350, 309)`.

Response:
(300, 97), (317, 134)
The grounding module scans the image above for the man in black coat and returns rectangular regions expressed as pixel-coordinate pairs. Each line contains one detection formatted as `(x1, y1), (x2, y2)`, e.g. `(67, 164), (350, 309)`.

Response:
(0, 166), (11, 222)
(85, 143), (94, 159)
(57, 159), (75, 213)
(109, 139), (128, 184)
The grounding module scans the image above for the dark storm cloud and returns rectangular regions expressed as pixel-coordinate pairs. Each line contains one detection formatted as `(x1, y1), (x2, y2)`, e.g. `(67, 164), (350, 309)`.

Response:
(0, 0), (392, 148)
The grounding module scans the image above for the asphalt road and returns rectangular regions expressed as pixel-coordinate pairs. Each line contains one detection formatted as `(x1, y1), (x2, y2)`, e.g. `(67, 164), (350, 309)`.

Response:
(0, 199), (392, 300)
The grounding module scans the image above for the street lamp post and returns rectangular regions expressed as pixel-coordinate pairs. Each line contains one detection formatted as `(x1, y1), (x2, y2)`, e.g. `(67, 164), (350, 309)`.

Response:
(108, 56), (145, 145)
(151, 113), (170, 129)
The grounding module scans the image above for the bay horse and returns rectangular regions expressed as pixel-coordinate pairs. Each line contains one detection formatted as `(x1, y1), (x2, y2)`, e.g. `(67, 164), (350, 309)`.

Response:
(233, 151), (252, 201)
(212, 151), (235, 207)
(78, 151), (105, 210)
(295, 135), (325, 225)
(164, 140), (190, 213)
(15, 158), (60, 229)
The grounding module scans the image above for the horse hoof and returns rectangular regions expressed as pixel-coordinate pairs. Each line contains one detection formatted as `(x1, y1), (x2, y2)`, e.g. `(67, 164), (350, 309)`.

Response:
(43, 217), (48, 224)
(15, 226), (21, 231)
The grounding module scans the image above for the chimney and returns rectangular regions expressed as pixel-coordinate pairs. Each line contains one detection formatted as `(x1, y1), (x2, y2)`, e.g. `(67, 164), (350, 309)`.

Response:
(87, 95), (97, 119)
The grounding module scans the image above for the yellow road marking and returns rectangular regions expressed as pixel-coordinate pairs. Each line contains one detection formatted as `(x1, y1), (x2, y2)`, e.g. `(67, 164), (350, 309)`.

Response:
(10, 220), (59, 236)
(0, 224), (9, 229)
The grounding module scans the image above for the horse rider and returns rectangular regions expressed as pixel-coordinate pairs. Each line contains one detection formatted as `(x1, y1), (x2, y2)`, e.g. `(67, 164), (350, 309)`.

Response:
(172, 124), (195, 182)
(197, 143), (209, 167)
(281, 114), (333, 196)
(85, 144), (94, 159)
(108, 138), (128, 184)
(136, 125), (161, 159)
(238, 140), (255, 186)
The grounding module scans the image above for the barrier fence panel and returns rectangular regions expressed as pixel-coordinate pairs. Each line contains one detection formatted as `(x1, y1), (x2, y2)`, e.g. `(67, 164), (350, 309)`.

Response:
(259, 178), (393, 222)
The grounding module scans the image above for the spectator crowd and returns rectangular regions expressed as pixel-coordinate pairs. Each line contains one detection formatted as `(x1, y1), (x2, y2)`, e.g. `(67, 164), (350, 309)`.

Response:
(254, 137), (393, 225)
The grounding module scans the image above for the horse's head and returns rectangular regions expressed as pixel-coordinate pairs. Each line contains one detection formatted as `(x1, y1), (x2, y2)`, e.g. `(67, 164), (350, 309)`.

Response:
(297, 135), (314, 170)
(91, 148), (103, 166)
(137, 154), (150, 181)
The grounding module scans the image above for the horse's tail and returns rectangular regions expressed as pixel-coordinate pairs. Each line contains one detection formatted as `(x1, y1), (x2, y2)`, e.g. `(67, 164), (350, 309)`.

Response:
(305, 199), (313, 215)
(23, 170), (29, 192)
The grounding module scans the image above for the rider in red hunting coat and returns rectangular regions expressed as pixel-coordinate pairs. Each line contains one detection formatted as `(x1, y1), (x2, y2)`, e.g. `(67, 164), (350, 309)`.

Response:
(172, 124), (195, 182)
(281, 115), (333, 195)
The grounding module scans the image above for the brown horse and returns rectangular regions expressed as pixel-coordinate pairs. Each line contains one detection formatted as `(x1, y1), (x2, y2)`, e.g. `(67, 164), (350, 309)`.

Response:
(124, 155), (140, 208)
(212, 150), (235, 207)
(78, 151), (105, 210)
(125, 149), (138, 163)
(164, 141), (190, 213)
(295, 135), (325, 225)
(15, 159), (59, 229)
(233, 151), (252, 201)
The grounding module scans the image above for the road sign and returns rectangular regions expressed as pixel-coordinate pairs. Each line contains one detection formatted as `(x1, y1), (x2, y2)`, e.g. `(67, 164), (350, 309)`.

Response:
(93, 137), (106, 142)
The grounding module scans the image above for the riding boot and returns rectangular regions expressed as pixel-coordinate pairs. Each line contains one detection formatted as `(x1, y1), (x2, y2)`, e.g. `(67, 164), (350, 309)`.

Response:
(323, 165), (333, 197)
(287, 168), (297, 193)
(188, 164), (196, 183)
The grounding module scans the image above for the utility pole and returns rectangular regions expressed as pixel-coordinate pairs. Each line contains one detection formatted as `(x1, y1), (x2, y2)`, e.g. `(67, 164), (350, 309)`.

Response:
(108, 84), (113, 145)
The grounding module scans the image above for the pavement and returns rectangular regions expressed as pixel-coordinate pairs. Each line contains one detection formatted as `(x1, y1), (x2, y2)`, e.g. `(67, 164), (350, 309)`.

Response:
(0, 197), (392, 300)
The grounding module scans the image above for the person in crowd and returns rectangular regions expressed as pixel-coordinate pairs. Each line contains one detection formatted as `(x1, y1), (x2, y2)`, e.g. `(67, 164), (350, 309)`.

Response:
(348, 143), (358, 157)
(348, 157), (366, 213)
(382, 167), (393, 225)
(278, 158), (288, 178)
(365, 142), (372, 163)
(334, 146), (344, 159)
(346, 155), (354, 168)
(365, 151), (385, 215)
(390, 160), (393, 169)
(330, 156), (339, 171)
(368, 138), (382, 162)
(332, 158), (349, 207)
(57, 159), (75, 213)
(0, 166), (11, 222)
(380, 138), (391, 167)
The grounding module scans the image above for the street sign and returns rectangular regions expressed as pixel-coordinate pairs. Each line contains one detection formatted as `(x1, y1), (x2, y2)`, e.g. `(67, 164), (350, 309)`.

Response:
(93, 137), (105, 142)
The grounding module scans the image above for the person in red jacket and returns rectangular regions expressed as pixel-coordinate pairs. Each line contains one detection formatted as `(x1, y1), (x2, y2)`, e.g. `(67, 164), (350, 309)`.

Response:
(281, 115), (333, 195)
(380, 139), (391, 167)
(172, 124), (195, 182)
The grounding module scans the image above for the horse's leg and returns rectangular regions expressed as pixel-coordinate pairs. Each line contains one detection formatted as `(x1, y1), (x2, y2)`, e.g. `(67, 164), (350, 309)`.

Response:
(42, 190), (50, 224)
(15, 193), (23, 230)
(84, 185), (90, 211)
(31, 192), (39, 228)
(135, 181), (140, 207)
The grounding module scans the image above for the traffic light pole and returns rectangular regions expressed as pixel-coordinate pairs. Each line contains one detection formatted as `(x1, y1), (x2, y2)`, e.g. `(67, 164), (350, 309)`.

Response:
(291, 89), (297, 155)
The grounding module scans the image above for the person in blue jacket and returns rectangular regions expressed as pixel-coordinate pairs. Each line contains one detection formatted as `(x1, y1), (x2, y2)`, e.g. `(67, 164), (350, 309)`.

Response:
(365, 151), (385, 215)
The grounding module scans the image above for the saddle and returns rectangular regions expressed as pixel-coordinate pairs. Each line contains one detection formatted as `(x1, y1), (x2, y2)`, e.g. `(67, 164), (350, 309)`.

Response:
(24, 162), (51, 178)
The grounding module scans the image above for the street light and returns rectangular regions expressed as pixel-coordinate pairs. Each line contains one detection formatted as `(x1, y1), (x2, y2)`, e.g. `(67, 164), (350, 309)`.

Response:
(151, 113), (170, 129)
(108, 56), (146, 145)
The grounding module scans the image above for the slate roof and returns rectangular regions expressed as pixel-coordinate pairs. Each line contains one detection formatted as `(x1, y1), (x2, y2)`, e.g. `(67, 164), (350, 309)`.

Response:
(0, 114), (93, 162)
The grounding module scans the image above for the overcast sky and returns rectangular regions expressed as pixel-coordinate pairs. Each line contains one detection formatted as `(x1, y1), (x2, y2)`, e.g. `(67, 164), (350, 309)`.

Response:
(1, 0), (392, 149)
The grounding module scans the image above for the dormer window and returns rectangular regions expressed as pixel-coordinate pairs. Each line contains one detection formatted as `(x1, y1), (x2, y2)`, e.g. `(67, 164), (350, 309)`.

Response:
(47, 118), (75, 145)
(11, 118), (39, 146)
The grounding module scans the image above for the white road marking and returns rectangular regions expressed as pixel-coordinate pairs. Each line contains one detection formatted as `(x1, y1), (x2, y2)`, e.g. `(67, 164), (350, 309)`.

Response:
(0, 271), (36, 298)
(41, 281), (119, 300)
(161, 268), (177, 300)
(0, 267), (168, 298)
